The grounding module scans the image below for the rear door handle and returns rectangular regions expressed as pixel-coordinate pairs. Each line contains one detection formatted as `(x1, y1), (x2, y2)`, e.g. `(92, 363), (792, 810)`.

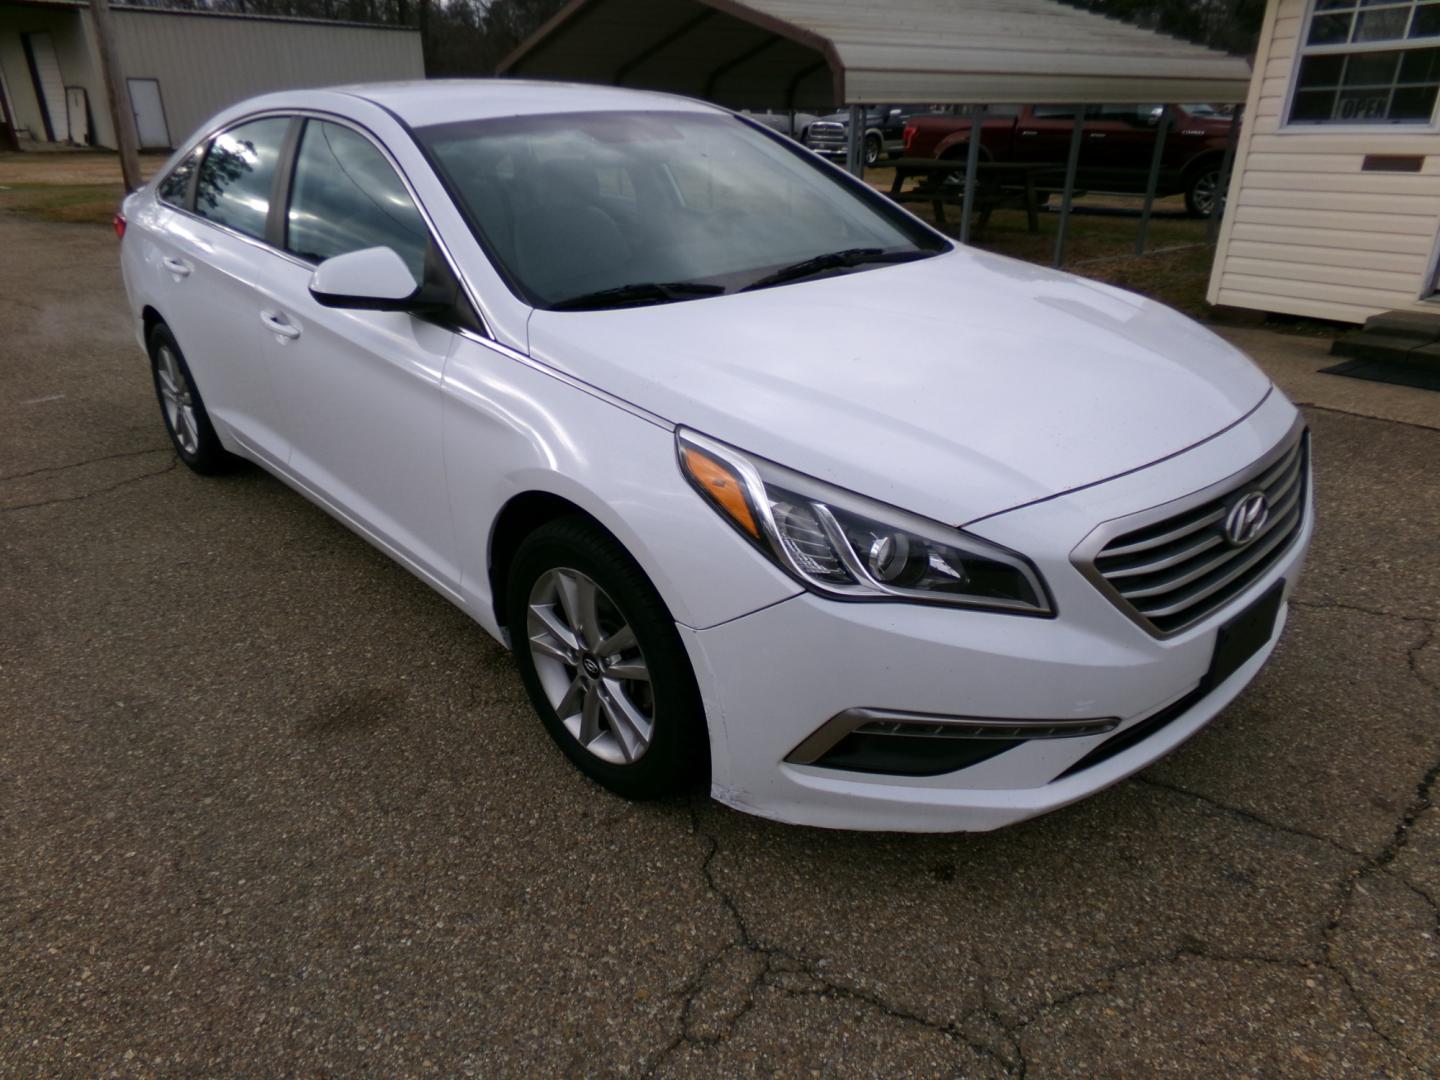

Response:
(259, 310), (301, 340)
(162, 256), (191, 278)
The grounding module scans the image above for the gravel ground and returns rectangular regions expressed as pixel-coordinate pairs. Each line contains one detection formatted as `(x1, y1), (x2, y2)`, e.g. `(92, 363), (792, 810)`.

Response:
(1, 217), (1437, 1078)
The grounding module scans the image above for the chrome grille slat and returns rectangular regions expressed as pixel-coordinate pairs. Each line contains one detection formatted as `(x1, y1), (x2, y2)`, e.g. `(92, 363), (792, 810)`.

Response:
(1115, 480), (1305, 601)
(1099, 530), (1224, 579)
(1099, 506), (1225, 559)
(1077, 426), (1310, 637)
(1133, 502), (1301, 619)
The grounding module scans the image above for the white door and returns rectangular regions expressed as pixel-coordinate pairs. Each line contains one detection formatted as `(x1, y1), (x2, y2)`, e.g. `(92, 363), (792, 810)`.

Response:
(65, 86), (88, 145)
(257, 118), (459, 587)
(127, 78), (169, 149)
(22, 33), (68, 143)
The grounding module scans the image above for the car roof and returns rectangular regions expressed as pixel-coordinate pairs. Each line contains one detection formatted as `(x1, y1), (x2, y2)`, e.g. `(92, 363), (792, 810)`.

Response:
(334, 79), (723, 128)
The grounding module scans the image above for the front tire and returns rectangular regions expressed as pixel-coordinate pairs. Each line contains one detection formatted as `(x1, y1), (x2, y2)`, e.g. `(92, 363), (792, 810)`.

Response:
(506, 517), (708, 799)
(147, 323), (233, 475)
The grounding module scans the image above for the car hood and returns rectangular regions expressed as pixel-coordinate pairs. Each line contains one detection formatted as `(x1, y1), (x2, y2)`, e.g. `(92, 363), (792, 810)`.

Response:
(525, 248), (1271, 525)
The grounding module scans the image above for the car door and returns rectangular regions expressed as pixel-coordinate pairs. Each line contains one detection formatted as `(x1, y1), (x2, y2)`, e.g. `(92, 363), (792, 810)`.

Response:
(154, 115), (296, 466)
(1013, 104), (1086, 167)
(1085, 104), (1164, 191)
(254, 117), (460, 590)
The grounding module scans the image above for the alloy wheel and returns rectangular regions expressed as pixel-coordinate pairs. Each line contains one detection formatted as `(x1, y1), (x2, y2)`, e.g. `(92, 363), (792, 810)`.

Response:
(526, 567), (655, 765)
(1192, 170), (1222, 217)
(156, 344), (199, 455)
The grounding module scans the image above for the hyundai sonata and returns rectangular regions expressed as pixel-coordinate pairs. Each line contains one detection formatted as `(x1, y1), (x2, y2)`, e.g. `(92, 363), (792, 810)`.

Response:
(118, 81), (1311, 831)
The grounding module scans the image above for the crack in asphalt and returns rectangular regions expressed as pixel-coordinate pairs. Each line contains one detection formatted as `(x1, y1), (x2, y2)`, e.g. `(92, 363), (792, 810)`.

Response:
(1134, 775), (1363, 858)
(0, 445), (171, 483)
(639, 801), (1023, 1077)
(1290, 596), (1436, 626)
(650, 603), (1440, 1076)
(1294, 401), (1440, 434)
(0, 457), (177, 512)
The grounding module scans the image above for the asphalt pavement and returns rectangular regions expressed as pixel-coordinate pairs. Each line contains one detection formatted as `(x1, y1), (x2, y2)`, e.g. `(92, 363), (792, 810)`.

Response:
(2, 217), (1437, 1077)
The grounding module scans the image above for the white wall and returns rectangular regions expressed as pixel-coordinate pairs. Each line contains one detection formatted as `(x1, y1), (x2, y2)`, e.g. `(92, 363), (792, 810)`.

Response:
(109, 9), (423, 150)
(0, 6), (104, 146)
(1208, 0), (1440, 323)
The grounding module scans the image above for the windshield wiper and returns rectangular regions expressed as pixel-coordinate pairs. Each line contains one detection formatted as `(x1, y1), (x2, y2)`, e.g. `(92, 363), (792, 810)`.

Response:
(548, 281), (726, 312)
(741, 248), (929, 292)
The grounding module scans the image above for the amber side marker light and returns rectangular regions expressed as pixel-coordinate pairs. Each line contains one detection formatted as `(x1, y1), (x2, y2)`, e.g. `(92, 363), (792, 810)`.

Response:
(680, 445), (760, 539)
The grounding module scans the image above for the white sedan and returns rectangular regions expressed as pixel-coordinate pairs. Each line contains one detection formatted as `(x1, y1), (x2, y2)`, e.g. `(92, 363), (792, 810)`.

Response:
(118, 81), (1312, 832)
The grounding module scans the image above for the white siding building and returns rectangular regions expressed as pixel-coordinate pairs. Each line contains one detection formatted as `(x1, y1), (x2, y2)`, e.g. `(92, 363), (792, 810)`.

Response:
(1209, 0), (1440, 323)
(0, 1), (422, 152)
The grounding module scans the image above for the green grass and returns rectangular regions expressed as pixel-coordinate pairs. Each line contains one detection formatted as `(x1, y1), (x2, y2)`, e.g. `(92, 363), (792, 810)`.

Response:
(0, 181), (122, 224)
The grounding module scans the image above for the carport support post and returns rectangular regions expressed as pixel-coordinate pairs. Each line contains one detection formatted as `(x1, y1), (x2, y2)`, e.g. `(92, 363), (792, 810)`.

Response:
(1052, 110), (1086, 269)
(1207, 104), (1243, 244)
(958, 104), (987, 245)
(845, 104), (865, 177)
(88, 0), (142, 193)
(1135, 104), (1171, 255)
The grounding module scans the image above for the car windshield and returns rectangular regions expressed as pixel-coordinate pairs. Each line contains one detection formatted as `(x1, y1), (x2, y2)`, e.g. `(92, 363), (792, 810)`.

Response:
(416, 110), (945, 310)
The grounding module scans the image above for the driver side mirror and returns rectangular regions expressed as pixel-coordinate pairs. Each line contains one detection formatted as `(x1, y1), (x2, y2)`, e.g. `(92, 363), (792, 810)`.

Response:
(309, 246), (422, 311)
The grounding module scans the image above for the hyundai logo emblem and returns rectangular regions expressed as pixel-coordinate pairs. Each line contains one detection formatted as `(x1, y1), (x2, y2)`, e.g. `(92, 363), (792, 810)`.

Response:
(1224, 491), (1269, 547)
(581, 655), (602, 679)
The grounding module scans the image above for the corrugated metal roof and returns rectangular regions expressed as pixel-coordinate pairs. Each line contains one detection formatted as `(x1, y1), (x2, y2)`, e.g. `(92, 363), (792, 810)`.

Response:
(499, 0), (1253, 106)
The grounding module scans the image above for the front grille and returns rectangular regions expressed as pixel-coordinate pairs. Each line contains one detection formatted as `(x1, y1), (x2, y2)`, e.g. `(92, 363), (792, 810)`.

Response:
(807, 122), (846, 146)
(1079, 427), (1309, 636)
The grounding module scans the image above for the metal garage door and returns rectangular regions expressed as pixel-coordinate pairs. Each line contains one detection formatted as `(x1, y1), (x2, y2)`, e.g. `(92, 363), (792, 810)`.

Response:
(21, 32), (68, 143)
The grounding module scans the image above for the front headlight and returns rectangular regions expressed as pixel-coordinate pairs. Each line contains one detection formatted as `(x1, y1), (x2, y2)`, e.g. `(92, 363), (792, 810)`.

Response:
(677, 428), (1052, 615)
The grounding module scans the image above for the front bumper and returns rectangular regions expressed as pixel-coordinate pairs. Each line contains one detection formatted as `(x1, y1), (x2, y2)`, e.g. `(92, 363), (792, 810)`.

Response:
(680, 390), (1312, 832)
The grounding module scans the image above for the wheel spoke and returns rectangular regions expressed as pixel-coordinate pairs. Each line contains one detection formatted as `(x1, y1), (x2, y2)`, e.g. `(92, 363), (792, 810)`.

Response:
(180, 408), (199, 449)
(605, 658), (649, 682)
(529, 602), (580, 656)
(554, 674), (585, 719)
(598, 680), (652, 762)
(579, 685), (603, 745)
(554, 570), (601, 649)
(595, 623), (635, 657)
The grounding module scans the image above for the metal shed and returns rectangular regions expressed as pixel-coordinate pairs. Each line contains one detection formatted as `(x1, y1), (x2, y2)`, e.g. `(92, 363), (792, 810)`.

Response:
(499, 0), (1253, 261)
(498, 0), (1253, 109)
(0, 0), (422, 152)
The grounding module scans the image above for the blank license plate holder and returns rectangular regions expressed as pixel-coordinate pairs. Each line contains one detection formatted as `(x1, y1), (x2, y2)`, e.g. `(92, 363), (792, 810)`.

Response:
(1205, 581), (1285, 690)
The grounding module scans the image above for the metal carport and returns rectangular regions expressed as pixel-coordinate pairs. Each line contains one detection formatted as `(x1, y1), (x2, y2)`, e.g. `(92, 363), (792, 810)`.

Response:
(499, 0), (1253, 263)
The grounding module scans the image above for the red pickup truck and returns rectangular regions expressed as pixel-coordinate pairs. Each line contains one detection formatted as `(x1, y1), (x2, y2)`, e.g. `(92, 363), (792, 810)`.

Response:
(902, 104), (1235, 217)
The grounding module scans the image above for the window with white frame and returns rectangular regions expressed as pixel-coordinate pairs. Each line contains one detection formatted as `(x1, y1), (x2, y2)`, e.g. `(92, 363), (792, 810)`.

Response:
(1290, 0), (1440, 124)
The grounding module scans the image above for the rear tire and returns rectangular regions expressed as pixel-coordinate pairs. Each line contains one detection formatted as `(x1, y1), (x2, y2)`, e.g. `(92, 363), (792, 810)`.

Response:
(147, 323), (234, 475)
(864, 134), (882, 168)
(505, 517), (708, 800)
(1184, 164), (1224, 218)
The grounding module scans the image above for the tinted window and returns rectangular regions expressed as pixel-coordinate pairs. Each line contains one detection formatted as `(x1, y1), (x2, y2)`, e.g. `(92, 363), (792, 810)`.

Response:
(157, 149), (199, 208)
(286, 120), (429, 280)
(194, 117), (290, 240)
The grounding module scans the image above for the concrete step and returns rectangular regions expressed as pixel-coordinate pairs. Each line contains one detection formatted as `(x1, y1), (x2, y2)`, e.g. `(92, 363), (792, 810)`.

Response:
(1331, 310), (1440, 371)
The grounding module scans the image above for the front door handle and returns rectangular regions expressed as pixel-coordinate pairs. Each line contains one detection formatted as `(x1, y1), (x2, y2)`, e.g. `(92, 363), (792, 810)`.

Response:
(1088, 132), (1107, 139)
(162, 256), (191, 278)
(259, 310), (301, 340)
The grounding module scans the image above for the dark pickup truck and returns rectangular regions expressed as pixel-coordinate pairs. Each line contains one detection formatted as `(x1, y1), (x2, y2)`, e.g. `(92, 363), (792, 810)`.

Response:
(805, 104), (945, 166)
(902, 104), (1235, 216)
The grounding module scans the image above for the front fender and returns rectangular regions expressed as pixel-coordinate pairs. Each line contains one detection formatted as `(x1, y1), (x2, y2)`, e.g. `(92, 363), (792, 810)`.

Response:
(441, 334), (799, 641)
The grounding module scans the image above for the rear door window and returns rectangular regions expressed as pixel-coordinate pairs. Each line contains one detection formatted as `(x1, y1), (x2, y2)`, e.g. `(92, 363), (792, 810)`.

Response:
(194, 116), (291, 241)
(157, 149), (199, 208)
(284, 119), (429, 281)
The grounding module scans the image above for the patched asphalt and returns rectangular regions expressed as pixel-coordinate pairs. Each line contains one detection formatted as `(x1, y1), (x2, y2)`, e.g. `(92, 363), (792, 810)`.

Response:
(2, 217), (1437, 1077)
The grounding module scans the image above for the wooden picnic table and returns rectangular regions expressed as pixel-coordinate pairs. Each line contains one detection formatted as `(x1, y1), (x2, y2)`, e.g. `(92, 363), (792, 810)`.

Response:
(885, 158), (1065, 238)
